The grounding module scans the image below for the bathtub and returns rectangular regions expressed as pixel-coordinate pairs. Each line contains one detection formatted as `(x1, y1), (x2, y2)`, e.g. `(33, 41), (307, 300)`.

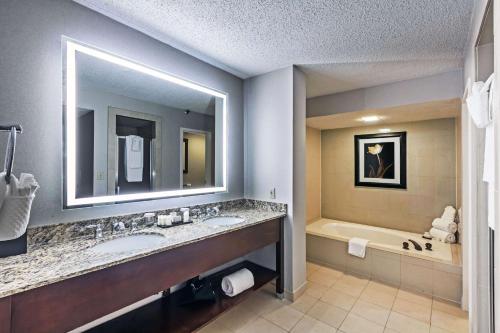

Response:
(306, 218), (462, 302)
(307, 219), (452, 263)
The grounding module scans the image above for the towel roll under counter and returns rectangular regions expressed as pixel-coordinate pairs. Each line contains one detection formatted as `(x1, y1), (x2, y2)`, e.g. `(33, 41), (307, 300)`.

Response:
(221, 268), (255, 297)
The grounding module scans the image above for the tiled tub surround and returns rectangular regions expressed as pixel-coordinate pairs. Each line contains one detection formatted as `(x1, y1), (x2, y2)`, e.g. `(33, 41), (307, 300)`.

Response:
(0, 199), (286, 298)
(319, 118), (458, 234)
(307, 220), (462, 303)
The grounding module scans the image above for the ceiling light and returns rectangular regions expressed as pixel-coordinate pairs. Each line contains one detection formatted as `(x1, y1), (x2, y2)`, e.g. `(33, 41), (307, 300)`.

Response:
(360, 116), (380, 123)
(379, 128), (391, 133)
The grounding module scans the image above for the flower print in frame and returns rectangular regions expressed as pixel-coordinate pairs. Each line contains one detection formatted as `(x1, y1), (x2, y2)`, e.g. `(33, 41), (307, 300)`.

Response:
(354, 132), (407, 189)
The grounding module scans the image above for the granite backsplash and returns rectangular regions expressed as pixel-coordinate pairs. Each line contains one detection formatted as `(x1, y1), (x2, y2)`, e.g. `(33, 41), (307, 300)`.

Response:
(28, 199), (286, 246)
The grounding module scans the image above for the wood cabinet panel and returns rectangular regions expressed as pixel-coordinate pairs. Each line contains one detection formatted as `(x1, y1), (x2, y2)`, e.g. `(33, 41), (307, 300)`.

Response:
(11, 219), (280, 333)
(0, 297), (11, 333)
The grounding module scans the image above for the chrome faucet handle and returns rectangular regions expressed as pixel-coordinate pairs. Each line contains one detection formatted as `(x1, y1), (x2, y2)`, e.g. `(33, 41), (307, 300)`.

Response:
(191, 208), (201, 217)
(112, 221), (125, 233)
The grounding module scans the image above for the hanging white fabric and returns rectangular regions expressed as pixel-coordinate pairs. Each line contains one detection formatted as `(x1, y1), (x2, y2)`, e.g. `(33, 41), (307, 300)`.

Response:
(466, 73), (496, 229)
(0, 127), (39, 241)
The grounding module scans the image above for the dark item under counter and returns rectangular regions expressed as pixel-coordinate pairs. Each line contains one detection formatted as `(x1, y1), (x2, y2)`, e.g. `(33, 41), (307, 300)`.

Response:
(0, 232), (27, 258)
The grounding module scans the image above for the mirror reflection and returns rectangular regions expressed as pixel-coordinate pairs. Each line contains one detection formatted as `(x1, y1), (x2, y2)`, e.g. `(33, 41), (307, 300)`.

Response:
(72, 47), (224, 200)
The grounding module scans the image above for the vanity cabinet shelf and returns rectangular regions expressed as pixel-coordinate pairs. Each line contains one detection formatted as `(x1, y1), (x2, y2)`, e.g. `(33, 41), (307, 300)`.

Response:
(86, 260), (278, 333)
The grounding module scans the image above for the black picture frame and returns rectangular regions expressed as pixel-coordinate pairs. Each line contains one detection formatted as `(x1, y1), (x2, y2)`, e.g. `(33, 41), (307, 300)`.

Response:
(354, 132), (407, 189)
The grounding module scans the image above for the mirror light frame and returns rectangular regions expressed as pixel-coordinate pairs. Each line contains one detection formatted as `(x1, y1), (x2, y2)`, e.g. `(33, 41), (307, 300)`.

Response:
(64, 40), (228, 207)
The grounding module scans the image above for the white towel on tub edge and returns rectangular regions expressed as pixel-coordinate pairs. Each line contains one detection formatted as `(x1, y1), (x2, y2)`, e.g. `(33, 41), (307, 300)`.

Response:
(348, 237), (369, 258)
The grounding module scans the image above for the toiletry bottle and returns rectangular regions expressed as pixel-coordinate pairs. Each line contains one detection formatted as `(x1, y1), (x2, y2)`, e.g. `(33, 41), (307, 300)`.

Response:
(180, 208), (190, 222)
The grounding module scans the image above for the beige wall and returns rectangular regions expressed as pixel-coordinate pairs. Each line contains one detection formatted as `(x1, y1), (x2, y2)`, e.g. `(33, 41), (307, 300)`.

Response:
(321, 118), (457, 234)
(306, 127), (321, 223)
(183, 132), (206, 187)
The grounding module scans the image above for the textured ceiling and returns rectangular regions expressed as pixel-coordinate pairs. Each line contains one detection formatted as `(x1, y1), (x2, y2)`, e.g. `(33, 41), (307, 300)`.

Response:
(77, 52), (216, 115)
(74, 0), (473, 97)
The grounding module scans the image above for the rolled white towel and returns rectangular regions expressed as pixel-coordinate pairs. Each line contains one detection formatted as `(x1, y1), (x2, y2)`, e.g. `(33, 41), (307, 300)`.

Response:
(441, 206), (456, 221)
(432, 218), (458, 233)
(221, 268), (254, 297)
(430, 228), (456, 243)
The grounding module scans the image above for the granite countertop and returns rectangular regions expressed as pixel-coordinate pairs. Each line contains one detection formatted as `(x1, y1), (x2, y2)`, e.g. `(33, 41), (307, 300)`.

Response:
(0, 205), (285, 298)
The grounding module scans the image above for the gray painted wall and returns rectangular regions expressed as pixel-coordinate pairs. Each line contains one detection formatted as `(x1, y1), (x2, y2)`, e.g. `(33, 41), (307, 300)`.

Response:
(244, 66), (306, 295)
(292, 67), (307, 293)
(0, 0), (244, 226)
(307, 70), (463, 118)
(244, 68), (293, 291)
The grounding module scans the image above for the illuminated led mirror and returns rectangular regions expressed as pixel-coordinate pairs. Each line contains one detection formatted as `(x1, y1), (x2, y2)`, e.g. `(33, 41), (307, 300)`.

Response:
(63, 39), (227, 207)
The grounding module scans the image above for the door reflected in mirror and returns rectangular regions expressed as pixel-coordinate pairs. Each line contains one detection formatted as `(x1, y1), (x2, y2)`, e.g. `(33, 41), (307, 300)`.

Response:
(65, 40), (226, 206)
(181, 130), (214, 189)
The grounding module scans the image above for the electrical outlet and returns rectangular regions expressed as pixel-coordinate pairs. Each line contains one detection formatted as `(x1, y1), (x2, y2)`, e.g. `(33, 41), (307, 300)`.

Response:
(270, 188), (276, 200)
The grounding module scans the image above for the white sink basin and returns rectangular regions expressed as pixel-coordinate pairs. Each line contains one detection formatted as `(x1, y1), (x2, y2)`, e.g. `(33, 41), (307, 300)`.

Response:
(204, 216), (245, 226)
(87, 234), (165, 254)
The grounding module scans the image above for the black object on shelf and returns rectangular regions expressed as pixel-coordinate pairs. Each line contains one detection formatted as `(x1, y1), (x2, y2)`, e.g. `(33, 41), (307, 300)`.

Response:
(85, 261), (278, 333)
(425, 243), (433, 251)
(402, 241), (409, 250)
(0, 232), (27, 258)
(179, 277), (216, 305)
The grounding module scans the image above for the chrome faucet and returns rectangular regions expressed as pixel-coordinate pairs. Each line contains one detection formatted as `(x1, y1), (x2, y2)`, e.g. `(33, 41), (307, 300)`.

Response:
(85, 224), (103, 239)
(206, 206), (220, 217)
(130, 221), (138, 232)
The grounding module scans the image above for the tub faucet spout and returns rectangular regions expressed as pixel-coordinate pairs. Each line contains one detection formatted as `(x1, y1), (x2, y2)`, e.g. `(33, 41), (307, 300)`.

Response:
(408, 239), (422, 251)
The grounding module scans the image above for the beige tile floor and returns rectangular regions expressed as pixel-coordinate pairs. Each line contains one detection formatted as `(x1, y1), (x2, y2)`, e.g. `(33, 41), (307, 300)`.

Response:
(197, 262), (469, 333)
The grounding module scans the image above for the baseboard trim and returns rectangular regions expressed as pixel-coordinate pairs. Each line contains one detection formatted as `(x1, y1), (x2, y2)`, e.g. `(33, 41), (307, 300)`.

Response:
(284, 280), (308, 302)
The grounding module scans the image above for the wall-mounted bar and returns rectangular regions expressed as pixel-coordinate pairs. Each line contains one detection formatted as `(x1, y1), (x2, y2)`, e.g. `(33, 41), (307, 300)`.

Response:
(0, 125), (22, 133)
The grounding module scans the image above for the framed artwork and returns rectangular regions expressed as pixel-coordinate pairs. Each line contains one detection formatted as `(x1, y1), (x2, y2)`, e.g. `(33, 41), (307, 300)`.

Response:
(354, 132), (406, 189)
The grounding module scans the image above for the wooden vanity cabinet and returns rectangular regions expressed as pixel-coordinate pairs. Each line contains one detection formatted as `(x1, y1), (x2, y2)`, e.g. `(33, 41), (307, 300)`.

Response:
(0, 296), (10, 333)
(4, 218), (283, 333)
